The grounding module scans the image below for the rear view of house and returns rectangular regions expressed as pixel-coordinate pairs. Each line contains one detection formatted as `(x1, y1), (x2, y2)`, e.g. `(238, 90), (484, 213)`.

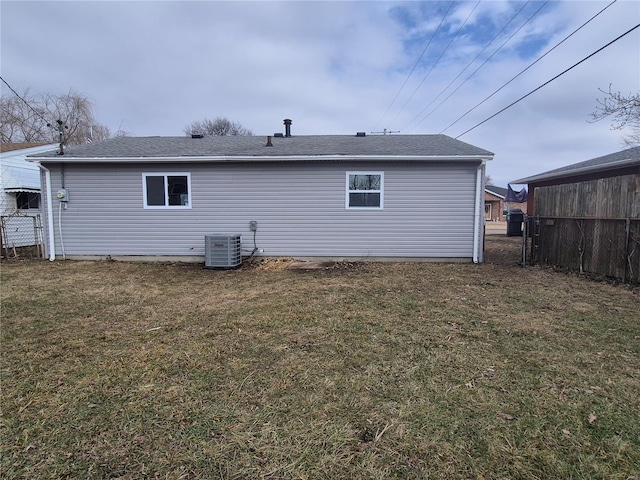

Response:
(29, 129), (493, 263)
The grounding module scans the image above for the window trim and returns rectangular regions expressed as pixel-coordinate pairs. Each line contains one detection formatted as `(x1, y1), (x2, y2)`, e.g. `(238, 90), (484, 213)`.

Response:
(345, 171), (384, 210)
(142, 172), (192, 209)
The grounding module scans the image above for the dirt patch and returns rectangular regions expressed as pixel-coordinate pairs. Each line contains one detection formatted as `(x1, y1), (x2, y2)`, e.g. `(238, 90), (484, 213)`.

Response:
(287, 261), (337, 270)
(243, 257), (296, 270)
(242, 235), (524, 270)
(245, 258), (366, 273)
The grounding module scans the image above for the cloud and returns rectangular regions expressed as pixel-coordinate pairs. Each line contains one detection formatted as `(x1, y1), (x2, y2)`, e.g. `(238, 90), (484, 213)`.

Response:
(1, 0), (638, 186)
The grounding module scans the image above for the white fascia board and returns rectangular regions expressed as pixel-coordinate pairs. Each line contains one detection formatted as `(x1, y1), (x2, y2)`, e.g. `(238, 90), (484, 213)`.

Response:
(28, 154), (494, 163)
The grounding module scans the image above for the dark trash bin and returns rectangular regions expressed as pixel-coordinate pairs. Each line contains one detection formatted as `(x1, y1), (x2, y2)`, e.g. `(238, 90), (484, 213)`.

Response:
(506, 209), (524, 236)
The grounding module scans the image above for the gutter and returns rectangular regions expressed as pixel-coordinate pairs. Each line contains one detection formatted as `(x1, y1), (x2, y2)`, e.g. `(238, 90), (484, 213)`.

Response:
(38, 164), (56, 261)
(28, 154), (495, 164)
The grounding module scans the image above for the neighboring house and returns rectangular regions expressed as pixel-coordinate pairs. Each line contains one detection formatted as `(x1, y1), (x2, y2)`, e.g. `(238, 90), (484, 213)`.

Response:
(513, 146), (640, 217)
(28, 129), (494, 263)
(484, 185), (528, 222)
(1, 142), (58, 248)
(513, 146), (640, 283)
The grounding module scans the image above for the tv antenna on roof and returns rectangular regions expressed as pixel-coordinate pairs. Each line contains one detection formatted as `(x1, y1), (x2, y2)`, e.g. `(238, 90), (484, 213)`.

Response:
(370, 128), (400, 135)
(56, 119), (69, 155)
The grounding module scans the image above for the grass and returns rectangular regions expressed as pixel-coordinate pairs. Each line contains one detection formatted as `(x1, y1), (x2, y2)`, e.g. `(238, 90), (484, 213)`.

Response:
(1, 237), (639, 479)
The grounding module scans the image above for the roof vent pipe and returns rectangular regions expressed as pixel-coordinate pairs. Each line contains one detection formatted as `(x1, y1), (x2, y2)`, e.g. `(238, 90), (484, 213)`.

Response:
(284, 119), (292, 137)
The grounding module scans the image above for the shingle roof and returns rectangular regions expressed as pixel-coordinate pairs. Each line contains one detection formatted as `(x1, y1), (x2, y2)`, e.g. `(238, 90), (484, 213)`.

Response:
(513, 146), (640, 184)
(29, 134), (494, 160)
(0, 142), (51, 153)
(485, 185), (508, 198)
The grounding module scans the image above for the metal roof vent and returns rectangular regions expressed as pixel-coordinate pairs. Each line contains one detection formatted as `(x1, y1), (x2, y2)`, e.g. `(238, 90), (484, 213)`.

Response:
(204, 234), (242, 269)
(274, 133), (284, 137)
(191, 134), (204, 139)
(284, 119), (292, 137)
(356, 132), (366, 137)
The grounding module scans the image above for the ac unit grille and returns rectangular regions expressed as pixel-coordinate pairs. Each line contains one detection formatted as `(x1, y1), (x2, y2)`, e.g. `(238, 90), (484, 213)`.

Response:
(204, 234), (242, 269)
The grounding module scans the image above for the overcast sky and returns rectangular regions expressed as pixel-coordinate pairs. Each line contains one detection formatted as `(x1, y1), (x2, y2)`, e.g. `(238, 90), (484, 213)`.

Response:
(2, 0), (638, 186)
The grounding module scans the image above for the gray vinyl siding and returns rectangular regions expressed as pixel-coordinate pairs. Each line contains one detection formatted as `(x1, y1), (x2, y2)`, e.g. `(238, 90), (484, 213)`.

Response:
(43, 160), (480, 259)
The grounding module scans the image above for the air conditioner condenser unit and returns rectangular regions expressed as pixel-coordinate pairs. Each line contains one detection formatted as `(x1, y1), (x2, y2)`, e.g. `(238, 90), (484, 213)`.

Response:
(204, 234), (242, 269)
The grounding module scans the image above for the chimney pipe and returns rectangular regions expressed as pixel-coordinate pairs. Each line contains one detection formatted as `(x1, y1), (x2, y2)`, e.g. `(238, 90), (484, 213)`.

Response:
(266, 135), (273, 147)
(283, 118), (292, 137)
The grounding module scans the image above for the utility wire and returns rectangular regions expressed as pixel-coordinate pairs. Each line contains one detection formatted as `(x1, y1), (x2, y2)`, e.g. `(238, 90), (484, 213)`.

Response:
(403, 0), (532, 132)
(440, 0), (617, 134)
(409, 0), (549, 132)
(455, 22), (640, 139)
(0, 75), (53, 128)
(372, 1), (455, 131)
(389, 0), (481, 126)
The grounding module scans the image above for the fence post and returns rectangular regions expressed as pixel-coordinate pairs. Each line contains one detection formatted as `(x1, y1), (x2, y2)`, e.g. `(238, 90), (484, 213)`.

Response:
(0, 219), (4, 260)
(521, 215), (528, 267)
(0, 217), (6, 259)
(577, 219), (585, 275)
(532, 217), (541, 264)
(622, 218), (630, 283)
(35, 214), (44, 260)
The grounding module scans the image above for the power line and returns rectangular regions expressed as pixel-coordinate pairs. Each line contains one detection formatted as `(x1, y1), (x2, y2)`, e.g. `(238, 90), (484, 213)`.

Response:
(455, 22), (640, 139)
(0, 75), (53, 128)
(402, 1), (532, 131)
(440, 0), (617, 134)
(388, 0), (481, 126)
(409, 0), (549, 132)
(372, 1), (455, 131)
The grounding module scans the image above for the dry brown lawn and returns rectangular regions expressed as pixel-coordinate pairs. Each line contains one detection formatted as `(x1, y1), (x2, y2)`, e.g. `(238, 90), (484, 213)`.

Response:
(1, 236), (638, 479)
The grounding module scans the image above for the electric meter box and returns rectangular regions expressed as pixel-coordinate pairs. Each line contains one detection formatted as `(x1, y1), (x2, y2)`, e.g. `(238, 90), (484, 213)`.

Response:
(57, 189), (69, 202)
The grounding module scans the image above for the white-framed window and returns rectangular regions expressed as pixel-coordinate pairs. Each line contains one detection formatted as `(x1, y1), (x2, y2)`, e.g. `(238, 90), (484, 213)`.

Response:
(346, 172), (384, 210)
(142, 173), (191, 209)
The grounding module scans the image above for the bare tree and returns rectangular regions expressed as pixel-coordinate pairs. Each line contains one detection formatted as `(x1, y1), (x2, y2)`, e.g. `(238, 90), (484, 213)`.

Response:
(91, 124), (112, 143)
(0, 88), (115, 145)
(1, 90), (52, 142)
(485, 175), (494, 186)
(589, 84), (640, 147)
(184, 117), (253, 136)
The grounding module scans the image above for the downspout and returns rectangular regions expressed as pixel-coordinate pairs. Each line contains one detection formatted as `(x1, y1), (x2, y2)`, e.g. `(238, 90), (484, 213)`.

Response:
(472, 162), (485, 263)
(38, 164), (56, 261)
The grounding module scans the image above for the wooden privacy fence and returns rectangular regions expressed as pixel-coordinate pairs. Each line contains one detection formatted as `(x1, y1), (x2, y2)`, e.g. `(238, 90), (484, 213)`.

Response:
(529, 216), (640, 284)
